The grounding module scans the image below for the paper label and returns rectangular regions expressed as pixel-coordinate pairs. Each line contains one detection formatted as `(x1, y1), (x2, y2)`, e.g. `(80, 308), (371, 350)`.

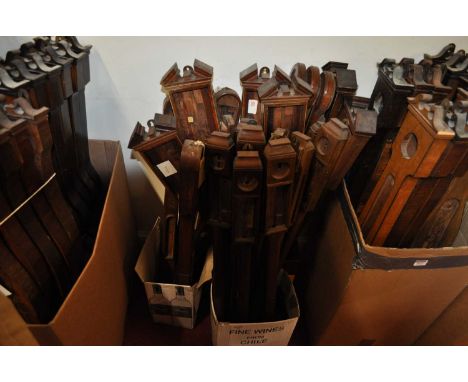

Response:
(413, 259), (429, 267)
(0, 284), (12, 297)
(187, 116), (194, 123)
(156, 160), (177, 177)
(248, 99), (258, 114)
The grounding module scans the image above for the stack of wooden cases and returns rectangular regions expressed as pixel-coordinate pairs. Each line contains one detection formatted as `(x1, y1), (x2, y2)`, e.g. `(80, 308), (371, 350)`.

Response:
(130, 60), (218, 287)
(0, 36), (103, 325)
(305, 44), (468, 345)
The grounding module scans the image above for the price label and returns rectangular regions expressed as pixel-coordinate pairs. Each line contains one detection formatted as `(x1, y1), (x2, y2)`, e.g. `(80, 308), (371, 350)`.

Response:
(413, 259), (429, 267)
(157, 160), (178, 177)
(0, 284), (12, 297)
(248, 99), (258, 114)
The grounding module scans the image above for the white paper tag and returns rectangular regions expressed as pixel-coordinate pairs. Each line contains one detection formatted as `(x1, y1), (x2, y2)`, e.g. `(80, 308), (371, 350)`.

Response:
(248, 99), (258, 114)
(187, 116), (194, 123)
(156, 161), (177, 177)
(413, 259), (429, 267)
(0, 284), (12, 297)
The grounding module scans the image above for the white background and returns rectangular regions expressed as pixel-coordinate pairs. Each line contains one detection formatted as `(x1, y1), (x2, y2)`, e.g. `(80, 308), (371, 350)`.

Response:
(1, 36), (468, 234)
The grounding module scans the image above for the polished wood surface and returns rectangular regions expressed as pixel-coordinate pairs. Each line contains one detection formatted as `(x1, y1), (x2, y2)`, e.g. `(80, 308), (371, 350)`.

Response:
(322, 62), (357, 119)
(262, 136), (296, 320)
(161, 60), (219, 142)
(240, 64), (271, 124)
(258, 66), (312, 137)
(282, 118), (349, 259)
(214, 87), (241, 127)
(289, 131), (315, 227)
(231, 151), (263, 322)
(176, 140), (205, 285)
(205, 131), (235, 321)
(0, 37), (100, 324)
(359, 96), (455, 245)
(236, 118), (266, 152)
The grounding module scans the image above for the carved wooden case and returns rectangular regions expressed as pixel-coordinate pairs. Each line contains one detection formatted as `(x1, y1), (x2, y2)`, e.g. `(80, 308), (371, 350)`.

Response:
(443, 51), (468, 99)
(232, 151), (263, 242)
(2, 53), (50, 109)
(176, 140), (205, 285)
(230, 150), (263, 321)
(15, 47), (65, 110)
(53, 38), (91, 92)
(290, 63), (321, 112)
(281, 118), (350, 260)
(289, 131), (315, 225)
(358, 96), (455, 246)
(239, 64), (271, 124)
(258, 66), (312, 137)
(387, 100), (468, 248)
(423, 43), (456, 65)
(214, 87), (241, 127)
(348, 59), (414, 209)
(369, 59), (414, 132)
(330, 102), (377, 190)
(263, 137), (297, 231)
(261, 136), (296, 320)
(307, 71), (336, 126)
(205, 131), (235, 226)
(132, 129), (182, 195)
(32, 39), (75, 100)
(236, 118), (266, 152)
(322, 62), (358, 119)
(161, 59), (219, 142)
(205, 131), (235, 321)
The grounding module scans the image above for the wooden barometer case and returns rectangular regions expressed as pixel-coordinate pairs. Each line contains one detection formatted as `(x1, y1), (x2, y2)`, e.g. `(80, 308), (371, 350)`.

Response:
(161, 59), (219, 142)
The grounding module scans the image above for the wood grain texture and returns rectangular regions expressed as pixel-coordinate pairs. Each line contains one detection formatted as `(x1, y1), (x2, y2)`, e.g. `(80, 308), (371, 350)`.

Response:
(214, 87), (241, 127)
(231, 151), (263, 322)
(176, 140), (205, 285)
(262, 136), (296, 320)
(0, 116), (72, 299)
(161, 60), (219, 142)
(240, 64), (271, 124)
(258, 66), (312, 137)
(282, 118), (349, 260)
(289, 131), (315, 227)
(205, 131), (235, 321)
(133, 130), (182, 195)
(358, 99), (455, 245)
(322, 62), (358, 119)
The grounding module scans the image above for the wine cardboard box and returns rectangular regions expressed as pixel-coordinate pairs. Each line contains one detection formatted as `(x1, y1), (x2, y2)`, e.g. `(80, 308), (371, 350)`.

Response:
(210, 270), (300, 346)
(304, 181), (468, 345)
(24, 140), (137, 345)
(135, 218), (213, 329)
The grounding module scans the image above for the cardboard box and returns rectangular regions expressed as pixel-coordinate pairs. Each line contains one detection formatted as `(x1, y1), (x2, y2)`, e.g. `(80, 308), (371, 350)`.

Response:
(304, 182), (468, 345)
(0, 292), (39, 345)
(415, 286), (468, 345)
(210, 270), (300, 346)
(25, 140), (137, 345)
(135, 218), (213, 329)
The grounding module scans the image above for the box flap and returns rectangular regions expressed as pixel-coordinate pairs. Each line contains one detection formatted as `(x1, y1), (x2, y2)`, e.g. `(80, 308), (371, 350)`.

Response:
(340, 181), (468, 269)
(132, 150), (165, 203)
(195, 248), (213, 288)
(135, 218), (162, 283)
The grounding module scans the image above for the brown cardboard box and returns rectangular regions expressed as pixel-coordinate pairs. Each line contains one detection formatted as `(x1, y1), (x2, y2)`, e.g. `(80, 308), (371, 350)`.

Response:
(415, 287), (468, 345)
(135, 218), (213, 329)
(305, 182), (468, 345)
(0, 292), (39, 345)
(210, 270), (300, 346)
(25, 140), (137, 345)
